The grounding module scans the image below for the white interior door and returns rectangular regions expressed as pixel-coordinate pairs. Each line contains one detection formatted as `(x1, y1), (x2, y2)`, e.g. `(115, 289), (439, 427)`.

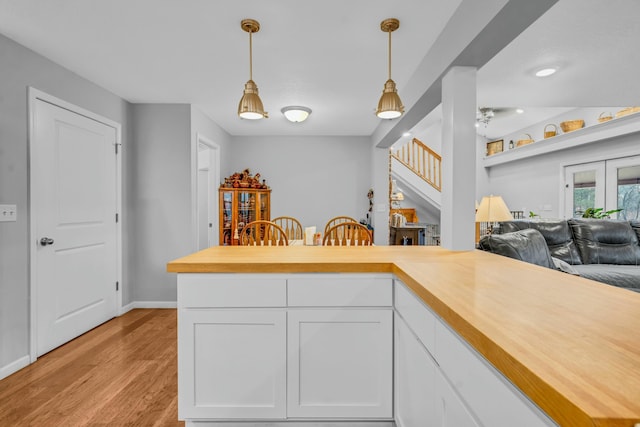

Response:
(32, 98), (118, 356)
(196, 137), (219, 248)
(564, 162), (605, 218)
(197, 143), (217, 249)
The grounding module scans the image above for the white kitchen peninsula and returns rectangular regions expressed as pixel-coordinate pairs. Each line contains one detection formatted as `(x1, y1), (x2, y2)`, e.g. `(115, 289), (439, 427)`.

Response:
(168, 246), (640, 427)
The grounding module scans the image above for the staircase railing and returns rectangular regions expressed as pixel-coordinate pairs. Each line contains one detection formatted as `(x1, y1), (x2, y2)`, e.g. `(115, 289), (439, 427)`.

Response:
(391, 138), (441, 192)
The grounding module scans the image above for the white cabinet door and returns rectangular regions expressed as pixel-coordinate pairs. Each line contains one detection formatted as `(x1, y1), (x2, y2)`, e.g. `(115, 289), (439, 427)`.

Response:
(287, 309), (393, 419)
(436, 370), (482, 427)
(395, 313), (438, 427)
(179, 310), (286, 420)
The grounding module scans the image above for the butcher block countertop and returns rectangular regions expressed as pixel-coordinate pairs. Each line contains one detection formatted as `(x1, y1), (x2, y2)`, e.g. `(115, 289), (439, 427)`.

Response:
(167, 246), (640, 427)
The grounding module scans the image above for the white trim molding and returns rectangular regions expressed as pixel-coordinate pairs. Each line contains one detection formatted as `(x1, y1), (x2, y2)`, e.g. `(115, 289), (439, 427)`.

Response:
(121, 301), (178, 314)
(0, 355), (30, 381)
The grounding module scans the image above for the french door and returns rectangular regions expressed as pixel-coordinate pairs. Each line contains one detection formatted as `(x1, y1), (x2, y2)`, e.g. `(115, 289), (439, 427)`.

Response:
(564, 156), (640, 219)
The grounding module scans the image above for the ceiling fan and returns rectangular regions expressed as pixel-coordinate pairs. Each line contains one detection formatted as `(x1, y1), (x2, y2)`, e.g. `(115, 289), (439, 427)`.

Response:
(476, 107), (518, 126)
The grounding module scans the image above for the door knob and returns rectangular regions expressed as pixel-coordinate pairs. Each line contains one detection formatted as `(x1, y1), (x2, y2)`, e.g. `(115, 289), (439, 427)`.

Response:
(40, 237), (54, 246)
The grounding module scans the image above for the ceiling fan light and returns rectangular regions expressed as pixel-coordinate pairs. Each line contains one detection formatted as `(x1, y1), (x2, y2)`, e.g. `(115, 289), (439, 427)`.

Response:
(238, 80), (268, 120)
(376, 79), (404, 119)
(281, 106), (311, 122)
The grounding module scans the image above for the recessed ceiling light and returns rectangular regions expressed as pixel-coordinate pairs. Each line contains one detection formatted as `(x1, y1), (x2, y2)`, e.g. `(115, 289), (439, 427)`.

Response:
(516, 108), (524, 114)
(402, 132), (411, 137)
(535, 68), (557, 77)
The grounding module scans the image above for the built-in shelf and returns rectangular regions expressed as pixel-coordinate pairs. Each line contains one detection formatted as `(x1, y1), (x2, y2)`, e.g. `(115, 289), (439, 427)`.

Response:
(483, 113), (640, 168)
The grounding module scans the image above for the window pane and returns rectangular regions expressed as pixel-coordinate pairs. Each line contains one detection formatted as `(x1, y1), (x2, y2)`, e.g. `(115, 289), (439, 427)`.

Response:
(617, 165), (640, 220)
(573, 170), (596, 218)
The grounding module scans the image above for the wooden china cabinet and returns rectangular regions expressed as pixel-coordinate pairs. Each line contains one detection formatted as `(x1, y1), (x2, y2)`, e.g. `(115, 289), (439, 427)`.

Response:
(219, 188), (271, 245)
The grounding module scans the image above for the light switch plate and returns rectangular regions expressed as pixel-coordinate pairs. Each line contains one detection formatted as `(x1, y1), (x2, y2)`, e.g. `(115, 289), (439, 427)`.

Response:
(0, 204), (17, 222)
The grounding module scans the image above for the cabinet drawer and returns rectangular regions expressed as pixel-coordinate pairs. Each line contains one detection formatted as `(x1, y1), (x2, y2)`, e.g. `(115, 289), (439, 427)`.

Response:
(288, 275), (392, 307)
(178, 274), (286, 308)
(394, 279), (437, 354)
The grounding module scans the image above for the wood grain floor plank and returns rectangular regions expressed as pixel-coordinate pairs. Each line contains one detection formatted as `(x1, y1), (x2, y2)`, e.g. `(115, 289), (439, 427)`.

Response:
(0, 309), (183, 426)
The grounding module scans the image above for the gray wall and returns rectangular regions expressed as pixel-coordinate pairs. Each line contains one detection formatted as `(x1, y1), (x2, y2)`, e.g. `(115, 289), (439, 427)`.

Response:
(0, 33), (132, 369)
(229, 136), (372, 232)
(129, 105), (231, 303)
(130, 104), (192, 302)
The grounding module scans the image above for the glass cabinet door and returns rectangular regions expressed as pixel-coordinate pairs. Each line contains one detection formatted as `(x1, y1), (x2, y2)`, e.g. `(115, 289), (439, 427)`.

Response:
(237, 191), (257, 230)
(259, 192), (269, 220)
(220, 191), (233, 246)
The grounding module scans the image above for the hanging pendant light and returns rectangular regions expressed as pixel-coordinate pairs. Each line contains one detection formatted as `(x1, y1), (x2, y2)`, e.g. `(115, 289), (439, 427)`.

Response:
(238, 19), (268, 120)
(376, 18), (404, 119)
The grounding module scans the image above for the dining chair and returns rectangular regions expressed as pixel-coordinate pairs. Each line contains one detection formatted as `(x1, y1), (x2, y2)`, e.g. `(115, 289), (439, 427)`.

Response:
(323, 216), (359, 236)
(272, 216), (303, 241)
(239, 221), (289, 246)
(323, 222), (373, 246)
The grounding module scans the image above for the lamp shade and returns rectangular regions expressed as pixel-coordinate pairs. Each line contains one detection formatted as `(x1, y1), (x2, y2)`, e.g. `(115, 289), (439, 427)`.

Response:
(475, 195), (514, 222)
(238, 80), (268, 119)
(376, 79), (404, 119)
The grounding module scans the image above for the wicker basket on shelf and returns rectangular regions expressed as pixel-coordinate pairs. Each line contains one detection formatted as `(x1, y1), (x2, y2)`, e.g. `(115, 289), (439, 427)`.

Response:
(598, 112), (613, 123)
(615, 107), (640, 118)
(560, 120), (584, 133)
(516, 134), (534, 147)
(543, 124), (557, 139)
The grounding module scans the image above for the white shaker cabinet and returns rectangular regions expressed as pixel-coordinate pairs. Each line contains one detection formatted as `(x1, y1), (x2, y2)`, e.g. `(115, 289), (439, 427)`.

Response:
(178, 309), (287, 420)
(287, 309), (393, 418)
(394, 279), (556, 427)
(394, 312), (438, 427)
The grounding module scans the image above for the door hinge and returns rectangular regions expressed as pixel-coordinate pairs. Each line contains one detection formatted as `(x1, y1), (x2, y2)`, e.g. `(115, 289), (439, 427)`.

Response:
(116, 213), (119, 223)
(116, 281), (119, 291)
(115, 143), (121, 154)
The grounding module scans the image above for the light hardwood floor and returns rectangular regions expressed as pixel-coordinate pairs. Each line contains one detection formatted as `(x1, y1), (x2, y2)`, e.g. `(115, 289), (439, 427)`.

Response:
(0, 309), (183, 426)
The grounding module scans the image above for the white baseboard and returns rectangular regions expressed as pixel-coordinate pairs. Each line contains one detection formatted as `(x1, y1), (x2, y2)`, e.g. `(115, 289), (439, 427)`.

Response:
(0, 354), (30, 381)
(185, 422), (395, 427)
(120, 301), (177, 314)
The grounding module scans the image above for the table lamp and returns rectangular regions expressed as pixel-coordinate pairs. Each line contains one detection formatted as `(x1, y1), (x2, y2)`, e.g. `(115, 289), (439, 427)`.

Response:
(475, 195), (513, 234)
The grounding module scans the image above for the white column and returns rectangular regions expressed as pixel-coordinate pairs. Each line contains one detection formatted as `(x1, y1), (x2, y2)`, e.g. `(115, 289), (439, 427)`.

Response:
(440, 66), (477, 251)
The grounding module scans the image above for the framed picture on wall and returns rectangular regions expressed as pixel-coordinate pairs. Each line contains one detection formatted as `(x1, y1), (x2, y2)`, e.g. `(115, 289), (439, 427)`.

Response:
(486, 139), (503, 156)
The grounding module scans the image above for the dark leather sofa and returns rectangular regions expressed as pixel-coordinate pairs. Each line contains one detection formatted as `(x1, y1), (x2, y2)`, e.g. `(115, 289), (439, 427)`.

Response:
(478, 218), (640, 292)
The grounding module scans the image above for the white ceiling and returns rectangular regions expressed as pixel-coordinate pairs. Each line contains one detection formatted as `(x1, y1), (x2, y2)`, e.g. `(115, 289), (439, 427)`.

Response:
(1, 0), (639, 141)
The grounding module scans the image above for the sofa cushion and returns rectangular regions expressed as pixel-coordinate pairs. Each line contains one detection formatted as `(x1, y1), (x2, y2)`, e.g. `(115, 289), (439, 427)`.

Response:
(572, 264), (640, 292)
(479, 229), (554, 269)
(551, 257), (580, 275)
(568, 219), (640, 265)
(630, 220), (640, 243)
(499, 220), (582, 265)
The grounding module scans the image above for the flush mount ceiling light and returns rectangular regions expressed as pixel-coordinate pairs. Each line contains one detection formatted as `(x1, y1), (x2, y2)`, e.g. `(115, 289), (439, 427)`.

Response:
(238, 19), (268, 120)
(376, 18), (404, 119)
(281, 106), (312, 123)
(535, 67), (557, 77)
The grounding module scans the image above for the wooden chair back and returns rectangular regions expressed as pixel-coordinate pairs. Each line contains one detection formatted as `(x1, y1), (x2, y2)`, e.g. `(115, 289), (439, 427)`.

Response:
(239, 221), (289, 246)
(323, 216), (358, 235)
(323, 222), (372, 246)
(272, 216), (303, 241)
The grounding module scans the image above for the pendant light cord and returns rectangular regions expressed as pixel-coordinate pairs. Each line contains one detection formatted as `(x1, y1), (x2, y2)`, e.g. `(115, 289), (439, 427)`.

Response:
(249, 30), (253, 80)
(388, 30), (392, 80)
